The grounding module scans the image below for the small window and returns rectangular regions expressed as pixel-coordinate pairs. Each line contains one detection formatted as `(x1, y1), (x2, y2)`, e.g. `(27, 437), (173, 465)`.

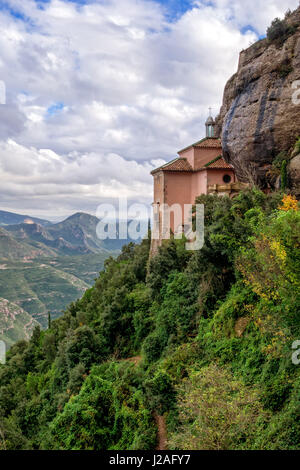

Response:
(223, 174), (231, 184)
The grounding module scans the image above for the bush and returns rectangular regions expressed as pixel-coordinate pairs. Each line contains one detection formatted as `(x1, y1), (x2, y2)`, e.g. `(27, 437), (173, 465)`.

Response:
(144, 370), (175, 414)
(266, 17), (297, 46)
(281, 160), (287, 190)
(168, 364), (266, 450)
(267, 18), (288, 41)
(142, 331), (167, 363)
(294, 137), (300, 155)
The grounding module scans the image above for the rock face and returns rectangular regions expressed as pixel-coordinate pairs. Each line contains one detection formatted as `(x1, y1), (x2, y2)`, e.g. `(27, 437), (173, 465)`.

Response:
(216, 7), (300, 194)
(289, 154), (300, 193)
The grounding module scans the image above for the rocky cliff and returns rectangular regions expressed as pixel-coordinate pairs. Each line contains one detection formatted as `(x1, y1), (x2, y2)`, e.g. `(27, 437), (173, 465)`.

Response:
(216, 7), (300, 194)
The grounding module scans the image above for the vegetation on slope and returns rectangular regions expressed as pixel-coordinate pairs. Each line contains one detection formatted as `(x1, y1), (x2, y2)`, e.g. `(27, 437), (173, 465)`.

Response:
(0, 256), (107, 330)
(0, 298), (39, 349)
(0, 212), (121, 334)
(0, 190), (299, 450)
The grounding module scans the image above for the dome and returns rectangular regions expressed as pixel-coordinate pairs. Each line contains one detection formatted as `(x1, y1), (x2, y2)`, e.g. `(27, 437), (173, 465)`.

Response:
(205, 115), (215, 125)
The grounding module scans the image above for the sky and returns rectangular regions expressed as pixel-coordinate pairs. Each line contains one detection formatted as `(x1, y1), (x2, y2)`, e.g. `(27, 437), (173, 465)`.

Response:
(0, 0), (299, 220)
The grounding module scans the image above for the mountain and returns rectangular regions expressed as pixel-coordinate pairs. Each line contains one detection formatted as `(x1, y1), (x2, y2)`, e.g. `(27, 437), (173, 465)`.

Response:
(0, 227), (57, 260)
(0, 190), (299, 450)
(216, 6), (300, 194)
(0, 258), (90, 330)
(46, 212), (141, 253)
(4, 222), (78, 256)
(46, 212), (104, 254)
(0, 211), (133, 338)
(0, 210), (50, 227)
(5, 212), (139, 256)
(0, 297), (39, 349)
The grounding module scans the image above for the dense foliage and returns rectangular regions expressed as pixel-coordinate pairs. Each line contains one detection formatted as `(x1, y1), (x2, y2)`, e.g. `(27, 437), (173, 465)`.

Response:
(267, 11), (299, 46)
(0, 190), (299, 450)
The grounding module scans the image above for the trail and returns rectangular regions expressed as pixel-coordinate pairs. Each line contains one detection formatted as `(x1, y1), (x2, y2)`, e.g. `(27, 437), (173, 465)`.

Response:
(153, 413), (168, 451)
(124, 355), (168, 450)
(123, 355), (142, 366)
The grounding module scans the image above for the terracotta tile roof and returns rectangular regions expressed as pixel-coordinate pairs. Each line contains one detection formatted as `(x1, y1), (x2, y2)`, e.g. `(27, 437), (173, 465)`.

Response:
(151, 155), (233, 175)
(178, 137), (222, 153)
(205, 156), (234, 169)
(194, 138), (222, 149)
(151, 158), (193, 174)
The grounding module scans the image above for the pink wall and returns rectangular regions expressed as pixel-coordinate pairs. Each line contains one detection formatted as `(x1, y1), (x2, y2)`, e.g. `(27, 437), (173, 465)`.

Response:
(191, 171), (207, 202)
(164, 172), (192, 233)
(206, 169), (236, 186)
(178, 147), (195, 167)
(194, 148), (222, 169)
(164, 172), (192, 206)
(152, 167), (236, 236)
(178, 146), (222, 169)
(153, 172), (164, 204)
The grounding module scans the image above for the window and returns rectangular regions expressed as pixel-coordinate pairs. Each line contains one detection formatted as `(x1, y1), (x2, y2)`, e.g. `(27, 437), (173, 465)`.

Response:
(208, 125), (214, 137)
(223, 174), (231, 184)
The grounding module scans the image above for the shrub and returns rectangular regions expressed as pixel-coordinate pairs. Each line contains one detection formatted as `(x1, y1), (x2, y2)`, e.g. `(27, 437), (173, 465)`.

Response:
(272, 151), (288, 171)
(144, 370), (175, 414)
(267, 18), (287, 41)
(142, 331), (167, 363)
(266, 17), (297, 46)
(168, 364), (266, 450)
(281, 160), (287, 190)
(294, 137), (300, 155)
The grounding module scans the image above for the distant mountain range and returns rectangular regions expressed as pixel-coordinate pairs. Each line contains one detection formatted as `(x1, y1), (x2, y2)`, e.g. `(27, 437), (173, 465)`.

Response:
(0, 209), (139, 347)
(0, 210), (134, 255)
(0, 210), (51, 227)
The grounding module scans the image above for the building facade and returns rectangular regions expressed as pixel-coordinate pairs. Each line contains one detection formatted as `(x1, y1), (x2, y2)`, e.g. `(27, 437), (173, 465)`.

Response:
(150, 115), (246, 253)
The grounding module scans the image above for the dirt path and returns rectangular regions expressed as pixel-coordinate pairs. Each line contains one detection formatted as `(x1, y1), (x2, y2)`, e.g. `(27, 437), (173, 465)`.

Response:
(153, 413), (168, 450)
(124, 356), (168, 450)
(124, 355), (142, 366)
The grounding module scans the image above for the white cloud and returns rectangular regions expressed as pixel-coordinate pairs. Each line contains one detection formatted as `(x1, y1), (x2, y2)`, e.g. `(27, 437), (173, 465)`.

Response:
(0, 0), (298, 216)
(203, 0), (300, 34)
(0, 138), (154, 218)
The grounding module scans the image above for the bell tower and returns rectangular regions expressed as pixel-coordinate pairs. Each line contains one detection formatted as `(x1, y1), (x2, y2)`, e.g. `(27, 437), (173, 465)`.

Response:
(205, 108), (216, 138)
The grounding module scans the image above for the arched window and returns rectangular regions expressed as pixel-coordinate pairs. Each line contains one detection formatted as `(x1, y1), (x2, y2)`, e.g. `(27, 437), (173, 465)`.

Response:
(207, 125), (214, 137)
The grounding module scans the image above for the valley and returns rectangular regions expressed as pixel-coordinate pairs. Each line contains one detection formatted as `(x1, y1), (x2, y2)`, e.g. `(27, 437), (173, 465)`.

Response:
(0, 210), (123, 343)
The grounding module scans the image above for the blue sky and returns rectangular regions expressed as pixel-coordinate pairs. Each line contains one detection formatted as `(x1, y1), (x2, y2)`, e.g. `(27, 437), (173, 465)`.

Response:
(0, 0), (298, 218)
(3, 0), (194, 21)
(150, 0), (194, 19)
(0, 0), (290, 40)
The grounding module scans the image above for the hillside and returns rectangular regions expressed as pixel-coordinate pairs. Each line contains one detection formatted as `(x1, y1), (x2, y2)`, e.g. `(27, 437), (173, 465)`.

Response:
(0, 298), (39, 349)
(0, 190), (299, 450)
(0, 251), (114, 343)
(0, 259), (90, 329)
(46, 213), (142, 253)
(0, 211), (123, 338)
(5, 213), (139, 256)
(0, 210), (50, 227)
(0, 227), (56, 260)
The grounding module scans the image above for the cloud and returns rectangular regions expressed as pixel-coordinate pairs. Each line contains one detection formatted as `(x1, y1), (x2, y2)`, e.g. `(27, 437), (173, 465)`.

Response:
(202, 0), (299, 34)
(0, 0), (298, 216)
(0, 138), (155, 218)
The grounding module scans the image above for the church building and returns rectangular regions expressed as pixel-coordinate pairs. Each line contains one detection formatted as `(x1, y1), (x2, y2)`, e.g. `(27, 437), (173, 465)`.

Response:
(151, 113), (246, 252)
